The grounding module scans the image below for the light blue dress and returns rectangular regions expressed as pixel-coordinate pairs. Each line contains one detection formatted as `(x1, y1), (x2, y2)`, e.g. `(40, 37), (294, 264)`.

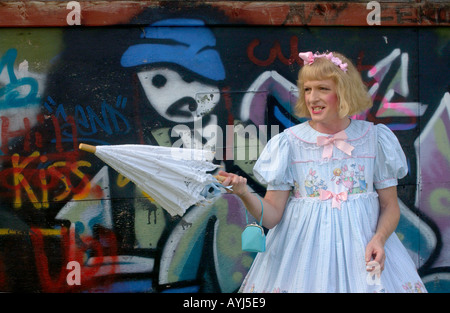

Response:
(239, 120), (427, 293)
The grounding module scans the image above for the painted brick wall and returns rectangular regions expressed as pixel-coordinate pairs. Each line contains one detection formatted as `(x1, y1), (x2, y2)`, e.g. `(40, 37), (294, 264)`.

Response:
(0, 1), (448, 293)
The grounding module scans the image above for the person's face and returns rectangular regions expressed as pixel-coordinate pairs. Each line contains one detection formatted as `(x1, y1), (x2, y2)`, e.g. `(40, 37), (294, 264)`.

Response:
(137, 68), (220, 123)
(303, 79), (340, 126)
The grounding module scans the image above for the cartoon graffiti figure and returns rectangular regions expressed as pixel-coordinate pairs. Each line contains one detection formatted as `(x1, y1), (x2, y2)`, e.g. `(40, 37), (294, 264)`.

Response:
(118, 17), (226, 238)
(120, 18), (225, 149)
(118, 18), (250, 292)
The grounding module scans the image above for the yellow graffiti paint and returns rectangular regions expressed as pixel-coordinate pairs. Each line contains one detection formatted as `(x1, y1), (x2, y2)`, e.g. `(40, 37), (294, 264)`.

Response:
(49, 160), (91, 201)
(116, 173), (130, 188)
(0, 228), (61, 236)
(434, 119), (450, 164)
(429, 188), (450, 216)
(10, 151), (93, 209)
(12, 151), (41, 209)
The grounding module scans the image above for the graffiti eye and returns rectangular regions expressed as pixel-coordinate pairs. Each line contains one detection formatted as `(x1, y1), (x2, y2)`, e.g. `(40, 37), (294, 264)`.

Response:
(152, 74), (167, 88)
(181, 75), (194, 84)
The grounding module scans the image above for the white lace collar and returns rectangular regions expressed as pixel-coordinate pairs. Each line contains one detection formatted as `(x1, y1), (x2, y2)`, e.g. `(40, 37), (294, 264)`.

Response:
(285, 119), (373, 144)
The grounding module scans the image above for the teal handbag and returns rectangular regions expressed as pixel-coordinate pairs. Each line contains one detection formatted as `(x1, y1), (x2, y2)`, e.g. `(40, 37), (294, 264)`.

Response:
(241, 196), (265, 253)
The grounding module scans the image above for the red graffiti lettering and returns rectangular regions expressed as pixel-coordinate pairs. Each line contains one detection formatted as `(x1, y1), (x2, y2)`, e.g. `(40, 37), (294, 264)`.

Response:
(247, 36), (301, 67)
(29, 226), (118, 292)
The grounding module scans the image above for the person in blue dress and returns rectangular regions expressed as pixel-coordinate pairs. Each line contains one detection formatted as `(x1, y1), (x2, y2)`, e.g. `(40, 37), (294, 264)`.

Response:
(219, 51), (427, 293)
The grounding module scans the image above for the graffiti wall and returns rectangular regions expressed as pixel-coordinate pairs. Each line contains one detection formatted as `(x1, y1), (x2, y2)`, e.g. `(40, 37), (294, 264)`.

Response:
(0, 1), (448, 293)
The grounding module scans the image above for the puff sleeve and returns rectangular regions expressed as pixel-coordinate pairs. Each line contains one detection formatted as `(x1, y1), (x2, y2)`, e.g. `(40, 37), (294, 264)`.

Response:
(253, 132), (294, 190)
(373, 124), (408, 189)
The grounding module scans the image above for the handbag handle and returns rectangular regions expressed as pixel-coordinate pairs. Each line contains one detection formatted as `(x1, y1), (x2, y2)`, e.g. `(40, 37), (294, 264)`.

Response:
(246, 194), (264, 226)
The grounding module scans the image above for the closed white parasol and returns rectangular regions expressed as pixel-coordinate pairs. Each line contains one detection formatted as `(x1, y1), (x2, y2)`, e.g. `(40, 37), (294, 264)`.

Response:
(79, 143), (228, 216)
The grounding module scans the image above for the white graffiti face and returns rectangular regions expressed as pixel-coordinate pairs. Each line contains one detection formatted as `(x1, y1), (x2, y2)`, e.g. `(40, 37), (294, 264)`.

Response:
(137, 68), (220, 123)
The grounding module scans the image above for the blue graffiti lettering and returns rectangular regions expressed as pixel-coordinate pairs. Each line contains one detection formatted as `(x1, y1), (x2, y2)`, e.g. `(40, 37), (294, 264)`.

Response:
(44, 95), (130, 140)
(0, 48), (39, 109)
(44, 96), (68, 121)
(75, 96), (130, 136)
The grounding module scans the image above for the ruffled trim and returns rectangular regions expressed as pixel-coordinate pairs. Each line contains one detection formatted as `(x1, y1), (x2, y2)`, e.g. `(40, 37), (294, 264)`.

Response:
(289, 191), (378, 202)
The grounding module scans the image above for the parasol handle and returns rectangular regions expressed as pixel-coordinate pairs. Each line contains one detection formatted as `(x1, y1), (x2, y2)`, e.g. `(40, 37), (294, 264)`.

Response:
(214, 175), (227, 183)
(79, 143), (96, 153)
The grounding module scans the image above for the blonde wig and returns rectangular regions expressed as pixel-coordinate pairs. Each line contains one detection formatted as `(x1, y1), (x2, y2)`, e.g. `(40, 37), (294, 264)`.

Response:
(295, 52), (372, 118)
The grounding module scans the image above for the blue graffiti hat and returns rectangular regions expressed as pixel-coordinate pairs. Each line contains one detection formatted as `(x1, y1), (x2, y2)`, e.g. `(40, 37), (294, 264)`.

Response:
(121, 18), (225, 81)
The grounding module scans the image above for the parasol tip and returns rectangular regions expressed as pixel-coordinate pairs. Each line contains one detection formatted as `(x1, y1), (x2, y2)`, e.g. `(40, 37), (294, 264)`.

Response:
(79, 143), (96, 153)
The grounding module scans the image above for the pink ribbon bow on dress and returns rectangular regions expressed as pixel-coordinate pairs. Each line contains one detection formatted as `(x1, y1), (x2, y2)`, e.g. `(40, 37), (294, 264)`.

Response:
(316, 130), (354, 159)
(319, 189), (348, 210)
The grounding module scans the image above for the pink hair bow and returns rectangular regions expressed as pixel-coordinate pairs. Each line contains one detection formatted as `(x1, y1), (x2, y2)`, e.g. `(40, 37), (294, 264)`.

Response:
(330, 56), (348, 72)
(319, 189), (348, 210)
(316, 130), (354, 159)
(299, 51), (348, 72)
(299, 52), (315, 65)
